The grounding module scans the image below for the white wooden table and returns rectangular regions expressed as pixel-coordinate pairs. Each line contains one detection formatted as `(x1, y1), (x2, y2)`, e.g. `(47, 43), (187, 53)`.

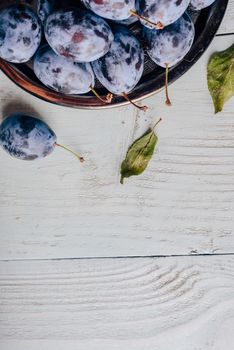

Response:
(0, 2), (234, 349)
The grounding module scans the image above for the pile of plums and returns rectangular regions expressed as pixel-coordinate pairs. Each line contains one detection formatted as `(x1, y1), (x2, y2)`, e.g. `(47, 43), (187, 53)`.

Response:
(0, 0), (217, 109)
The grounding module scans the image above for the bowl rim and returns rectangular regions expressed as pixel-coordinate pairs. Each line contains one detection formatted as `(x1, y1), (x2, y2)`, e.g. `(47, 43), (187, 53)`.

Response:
(0, 0), (229, 110)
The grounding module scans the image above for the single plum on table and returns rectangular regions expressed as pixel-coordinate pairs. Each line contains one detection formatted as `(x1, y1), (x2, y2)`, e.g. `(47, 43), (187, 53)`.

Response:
(0, 5), (41, 63)
(34, 45), (112, 103)
(145, 12), (195, 105)
(0, 113), (56, 160)
(0, 114), (84, 162)
(189, 0), (216, 10)
(92, 25), (147, 111)
(136, 0), (190, 29)
(44, 9), (114, 62)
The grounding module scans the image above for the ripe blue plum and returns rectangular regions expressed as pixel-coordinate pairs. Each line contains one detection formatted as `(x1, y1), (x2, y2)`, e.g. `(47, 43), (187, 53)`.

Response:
(0, 114), (84, 162)
(81, 0), (135, 20)
(92, 26), (147, 111)
(0, 5), (41, 63)
(34, 45), (95, 94)
(45, 9), (114, 62)
(34, 45), (112, 103)
(37, 0), (55, 24)
(0, 114), (56, 160)
(189, 0), (216, 10)
(145, 13), (195, 105)
(145, 13), (195, 68)
(136, 0), (190, 29)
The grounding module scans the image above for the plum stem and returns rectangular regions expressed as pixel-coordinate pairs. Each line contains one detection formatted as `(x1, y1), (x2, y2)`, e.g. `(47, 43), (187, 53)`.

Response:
(55, 143), (84, 163)
(90, 87), (113, 104)
(152, 118), (162, 131)
(122, 93), (148, 112)
(165, 63), (172, 106)
(129, 10), (164, 29)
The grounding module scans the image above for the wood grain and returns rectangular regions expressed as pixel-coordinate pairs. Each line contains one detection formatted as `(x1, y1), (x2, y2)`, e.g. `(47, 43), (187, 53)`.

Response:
(217, 0), (234, 34)
(0, 35), (234, 259)
(0, 255), (234, 349)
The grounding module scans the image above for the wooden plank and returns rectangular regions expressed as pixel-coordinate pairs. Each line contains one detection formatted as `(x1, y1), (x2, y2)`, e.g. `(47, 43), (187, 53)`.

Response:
(0, 35), (234, 259)
(217, 0), (234, 34)
(0, 255), (234, 349)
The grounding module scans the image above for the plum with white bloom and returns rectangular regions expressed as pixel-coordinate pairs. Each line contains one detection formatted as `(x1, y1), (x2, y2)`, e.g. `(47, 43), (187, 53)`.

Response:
(0, 5), (41, 63)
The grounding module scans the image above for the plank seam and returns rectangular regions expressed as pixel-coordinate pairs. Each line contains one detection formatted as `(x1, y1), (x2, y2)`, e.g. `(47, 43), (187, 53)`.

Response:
(1, 252), (234, 262)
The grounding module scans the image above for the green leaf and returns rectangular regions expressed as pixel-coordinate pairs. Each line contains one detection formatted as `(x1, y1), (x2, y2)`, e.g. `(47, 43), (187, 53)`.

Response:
(120, 120), (161, 184)
(207, 43), (234, 114)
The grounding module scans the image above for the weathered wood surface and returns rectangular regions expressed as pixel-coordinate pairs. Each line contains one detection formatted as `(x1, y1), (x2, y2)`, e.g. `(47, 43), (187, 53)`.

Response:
(218, 0), (234, 34)
(0, 3), (234, 350)
(0, 256), (234, 350)
(0, 35), (234, 259)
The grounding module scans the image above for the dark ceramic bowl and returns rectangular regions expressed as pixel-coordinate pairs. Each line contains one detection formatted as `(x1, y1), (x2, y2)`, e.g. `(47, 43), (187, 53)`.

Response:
(0, 0), (229, 109)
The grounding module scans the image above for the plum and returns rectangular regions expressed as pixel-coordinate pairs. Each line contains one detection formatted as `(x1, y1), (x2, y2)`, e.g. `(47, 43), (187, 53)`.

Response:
(136, 0), (190, 29)
(0, 113), (56, 160)
(92, 25), (147, 111)
(114, 14), (138, 26)
(44, 9), (114, 62)
(145, 12), (195, 105)
(0, 114), (84, 162)
(189, 0), (216, 10)
(37, 0), (55, 24)
(34, 45), (95, 94)
(0, 5), (41, 63)
(34, 45), (111, 103)
(145, 13), (195, 68)
(36, 45), (112, 102)
(81, 0), (135, 20)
